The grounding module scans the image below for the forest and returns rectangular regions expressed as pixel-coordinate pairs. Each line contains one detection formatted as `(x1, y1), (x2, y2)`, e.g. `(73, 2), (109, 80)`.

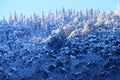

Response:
(0, 6), (120, 80)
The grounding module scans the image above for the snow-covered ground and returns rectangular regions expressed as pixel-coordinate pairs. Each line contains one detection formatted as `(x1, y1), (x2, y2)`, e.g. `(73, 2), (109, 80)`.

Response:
(0, 7), (120, 80)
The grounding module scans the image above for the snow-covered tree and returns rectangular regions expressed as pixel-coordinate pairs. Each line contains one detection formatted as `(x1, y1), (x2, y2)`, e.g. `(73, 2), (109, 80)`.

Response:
(62, 7), (65, 15)
(89, 8), (93, 20)
(13, 11), (18, 22)
(19, 13), (24, 23)
(9, 13), (13, 24)
(81, 21), (91, 35)
(41, 11), (45, 25)
(76, 10), (83, 22)
(32, 12), (38, 22)
(115, 4), (120, 17)
(1, 16), (7, 25)
(45, 22), (50, 36)
(63, 24), (74, 38)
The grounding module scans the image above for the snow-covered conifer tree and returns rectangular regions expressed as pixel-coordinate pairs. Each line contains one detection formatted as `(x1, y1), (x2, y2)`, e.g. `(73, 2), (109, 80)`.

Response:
(89, 8), (93, 20)
(45, 22), (50, 36)
(115, 4), (120, 17)
(14, 11), (18, 22)
(41, 11), (45, 25)
(62, 7), (65, 15)
(32, 12), (38, 22)
(19, 13), (23, 23)
(1, 16), (7, 25)
(9, 13), (13, 24)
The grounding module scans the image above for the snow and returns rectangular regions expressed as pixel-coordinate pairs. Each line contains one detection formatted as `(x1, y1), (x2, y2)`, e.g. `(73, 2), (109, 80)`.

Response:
(0, 7), (120, 80)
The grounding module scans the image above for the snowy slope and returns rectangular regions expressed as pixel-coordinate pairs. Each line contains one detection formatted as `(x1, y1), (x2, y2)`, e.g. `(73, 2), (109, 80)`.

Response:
(0, 7), (120, 80)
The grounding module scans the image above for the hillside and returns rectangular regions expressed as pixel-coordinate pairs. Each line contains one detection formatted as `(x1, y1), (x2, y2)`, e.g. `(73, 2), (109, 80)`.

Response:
(0, 7), (120, 80)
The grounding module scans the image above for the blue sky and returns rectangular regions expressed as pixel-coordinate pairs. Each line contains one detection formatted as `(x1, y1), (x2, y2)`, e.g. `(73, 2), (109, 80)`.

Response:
(0, 0), (120, 20)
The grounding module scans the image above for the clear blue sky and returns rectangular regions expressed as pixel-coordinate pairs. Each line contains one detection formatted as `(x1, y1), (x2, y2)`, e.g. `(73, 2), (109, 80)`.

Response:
(0, 0), (120, 20)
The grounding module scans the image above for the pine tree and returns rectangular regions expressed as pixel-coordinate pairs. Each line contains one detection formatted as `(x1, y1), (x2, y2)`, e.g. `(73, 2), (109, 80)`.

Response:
(62, 7), (65, 15)
(19, 13), (23, 23)
(116, 4), (120, 17)
(86, 8), (89, 20)
(79, 10), (83, 21)
(45, 22), (50, 36)
(56, 9), (59, 18)
(32, 12), (38, 22)
(89, 8), (93, 20)
(1, 16), (7, 25)
(9, 13), (13, 24)
(41, 11), (45, 24)
(68, 9), (72, 16)
(14, 11), (18, 22)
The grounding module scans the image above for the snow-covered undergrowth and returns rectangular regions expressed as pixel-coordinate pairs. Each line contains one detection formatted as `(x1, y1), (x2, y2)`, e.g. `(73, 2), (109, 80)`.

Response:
(0, 7), (120, 80)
